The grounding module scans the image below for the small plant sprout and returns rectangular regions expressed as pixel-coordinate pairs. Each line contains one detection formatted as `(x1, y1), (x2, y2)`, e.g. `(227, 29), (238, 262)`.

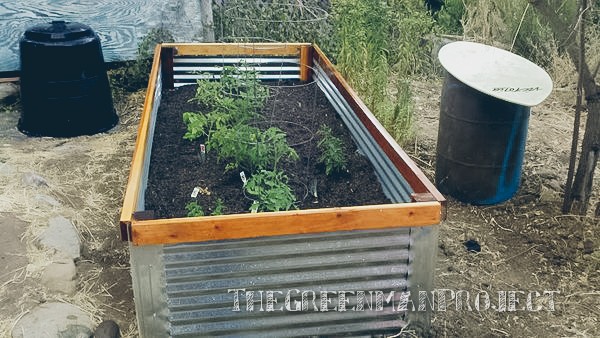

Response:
(245, 170), (297, 212)
(185, 201), (204, 217)
(317, 125), (348, 175)
(211, 198), (225, 216)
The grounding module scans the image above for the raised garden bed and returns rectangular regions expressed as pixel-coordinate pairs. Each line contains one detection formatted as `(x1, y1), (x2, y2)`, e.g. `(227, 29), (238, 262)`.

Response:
(146, 77), (391, 219)
(120, 43), (445, 337)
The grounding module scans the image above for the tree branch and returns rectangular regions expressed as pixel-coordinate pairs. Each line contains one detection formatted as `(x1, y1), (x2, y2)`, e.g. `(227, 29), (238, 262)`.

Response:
(527, 0), (599, 96)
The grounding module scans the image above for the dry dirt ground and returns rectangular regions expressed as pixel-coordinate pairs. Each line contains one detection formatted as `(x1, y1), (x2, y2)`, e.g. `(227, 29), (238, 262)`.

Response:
(411, 78), (600, 338)
(0, 75), (598, 337)
(0, 91), (144, 337)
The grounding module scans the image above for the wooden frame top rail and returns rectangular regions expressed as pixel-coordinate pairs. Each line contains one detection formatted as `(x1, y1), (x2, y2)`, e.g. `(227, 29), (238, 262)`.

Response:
(119, 44), (163, 234)
(161, 43), (310, 57)
(119, 42), (446, 243)
(311, 45), (446, 205)
(130, 202), (441, 245)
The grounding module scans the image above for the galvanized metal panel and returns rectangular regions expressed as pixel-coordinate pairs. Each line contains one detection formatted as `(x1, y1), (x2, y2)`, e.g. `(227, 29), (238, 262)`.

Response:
(313, 63), (413, 203)
(172, 56), (301, 86)
(164, 229), (411, 337)
(129, 52), (437, 338)
(137, 66), (162, 210)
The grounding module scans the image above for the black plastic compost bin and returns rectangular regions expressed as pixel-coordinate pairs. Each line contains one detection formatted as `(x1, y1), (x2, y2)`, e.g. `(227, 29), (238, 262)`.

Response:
(18, 21), (118, 137)
(435, 41), (552, 205)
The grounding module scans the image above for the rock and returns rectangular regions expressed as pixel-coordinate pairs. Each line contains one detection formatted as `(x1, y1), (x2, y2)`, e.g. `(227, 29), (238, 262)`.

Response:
(11, 302), (93, 338)
(94, 320), (121, 338)
(38, 216), (81, 260)
(0, 214), (28, 286)
(0, 162), (15, 176)
(464, 239), (481, 253)
(34, 194), (61, 207)
(539, 186), (559, 203)
(21, 172), (49, 187)
(546, 179), (562, 192)
(583, 239), (594, 255)
(41, 258), (77, 295)
(537, 169), (558, 180)
(0, 82), (19, 104)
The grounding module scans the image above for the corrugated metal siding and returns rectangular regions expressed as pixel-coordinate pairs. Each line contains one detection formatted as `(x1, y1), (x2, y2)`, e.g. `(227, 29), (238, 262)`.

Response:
(164, 229), (410, 337)
(129, 53), (436, 337)
(138, 66), (163, 210)
(173, 56), (301, 87)
(313, 63), (413, 203)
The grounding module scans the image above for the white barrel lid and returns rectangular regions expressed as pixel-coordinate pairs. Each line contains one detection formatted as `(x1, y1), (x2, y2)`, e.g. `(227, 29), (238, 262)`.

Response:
(438, 41), (553, 107)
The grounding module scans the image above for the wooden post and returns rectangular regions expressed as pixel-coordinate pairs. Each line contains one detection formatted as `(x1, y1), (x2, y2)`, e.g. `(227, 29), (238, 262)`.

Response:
(300, 45), (313, 81)
(160, 46), (175, 89)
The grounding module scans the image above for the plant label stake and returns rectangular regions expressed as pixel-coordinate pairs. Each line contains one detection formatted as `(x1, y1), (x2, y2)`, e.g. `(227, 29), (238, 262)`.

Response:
(310, 178), (318, 204)
(250, 201), (259, 213)
(191, 187), (200, 198)
(200, 144), (206, 163)
(240, 171), (247, 186)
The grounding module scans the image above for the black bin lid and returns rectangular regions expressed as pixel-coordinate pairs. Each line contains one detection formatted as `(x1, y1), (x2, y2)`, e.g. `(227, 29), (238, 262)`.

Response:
(23, 21), (95, 43)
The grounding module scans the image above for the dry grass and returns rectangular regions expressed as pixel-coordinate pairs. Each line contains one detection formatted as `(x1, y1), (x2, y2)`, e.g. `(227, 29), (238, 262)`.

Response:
(0, 90), (144, 336)
(409, 72), (600, 337)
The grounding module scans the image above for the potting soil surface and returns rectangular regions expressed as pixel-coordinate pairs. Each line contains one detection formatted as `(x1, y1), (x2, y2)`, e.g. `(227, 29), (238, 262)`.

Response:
(145, 81), (391, 218)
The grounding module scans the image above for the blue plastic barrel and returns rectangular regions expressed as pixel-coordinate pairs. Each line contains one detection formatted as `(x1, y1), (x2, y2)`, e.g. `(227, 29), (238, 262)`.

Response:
(436, 41), (552, 205)
(435, 73), (530, 204)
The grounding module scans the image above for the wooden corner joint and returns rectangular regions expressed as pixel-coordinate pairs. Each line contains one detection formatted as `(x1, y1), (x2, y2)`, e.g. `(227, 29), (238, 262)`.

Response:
(133, 210), (155, 221)
(410, 192), (436, 202)
(120, 211), (155, 242)
(119, 221), (132, 242)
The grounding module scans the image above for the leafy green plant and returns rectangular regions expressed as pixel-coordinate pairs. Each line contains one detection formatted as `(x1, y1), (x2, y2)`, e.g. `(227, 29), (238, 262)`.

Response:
(435, 0), (467, 35)
(220, 66), (270, 106)
(245, 170), (297, 212)
(185, 201), (205, 217)
(182, 110), (233, 142)
(108, 28), (174, 93)
(317, 125), (347, 175)
(209, 125), (298, 171)
(182, 66), (267, 144)
(211, 198), (225, 216)
(330, 0), (430, 146)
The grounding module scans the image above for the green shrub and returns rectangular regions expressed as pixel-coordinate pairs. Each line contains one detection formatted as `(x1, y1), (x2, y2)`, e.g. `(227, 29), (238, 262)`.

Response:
(108, 28), (173, 93)
(435, 0), (467, 35)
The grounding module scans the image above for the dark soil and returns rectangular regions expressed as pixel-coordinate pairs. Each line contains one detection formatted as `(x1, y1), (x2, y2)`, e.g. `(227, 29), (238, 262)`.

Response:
(145, 81), (390, 219)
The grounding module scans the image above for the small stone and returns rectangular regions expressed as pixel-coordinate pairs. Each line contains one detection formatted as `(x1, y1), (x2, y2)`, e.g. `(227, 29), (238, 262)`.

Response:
(41, 258), (77, 295)
(547, 179), (562, 192)
(0, 82), (19, 104)
(21, 172), (49, 187)
(34, 194), (61, 207)
(94, 320), (121, 338)
(38, 216), (81, 260)
(583, 240), (594, 254)
(537, 169), (558, 180)
(539, 186), (558, 203)
(0, 162), (15, 176)
(464, 239), (481, 253)
(11, 302), (93, 338)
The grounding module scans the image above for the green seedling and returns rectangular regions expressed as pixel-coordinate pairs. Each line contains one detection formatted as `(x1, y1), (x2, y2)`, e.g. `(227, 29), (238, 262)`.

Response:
(317, 125), (347, 175)
(185, 201), (205, 217)
(211, 198), (225, 216)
